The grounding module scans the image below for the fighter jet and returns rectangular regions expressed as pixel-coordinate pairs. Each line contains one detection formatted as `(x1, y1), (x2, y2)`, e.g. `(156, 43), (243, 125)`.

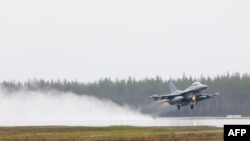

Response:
(148, 79), (220, 110)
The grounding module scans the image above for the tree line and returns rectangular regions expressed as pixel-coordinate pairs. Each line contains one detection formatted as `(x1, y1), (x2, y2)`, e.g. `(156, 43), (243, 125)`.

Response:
(1, 72), (250, 117)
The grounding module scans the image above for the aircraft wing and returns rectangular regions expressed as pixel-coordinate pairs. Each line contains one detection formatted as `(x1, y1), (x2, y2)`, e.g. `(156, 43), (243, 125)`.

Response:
(196, 92), (220, 102)
(176, 90), (191, 96)
(148, 93), (180, 103)
(201, 92), (220, 97)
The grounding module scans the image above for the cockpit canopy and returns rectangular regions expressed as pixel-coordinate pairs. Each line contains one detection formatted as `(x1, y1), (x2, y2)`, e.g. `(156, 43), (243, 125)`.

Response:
(191, 82), (202, 86)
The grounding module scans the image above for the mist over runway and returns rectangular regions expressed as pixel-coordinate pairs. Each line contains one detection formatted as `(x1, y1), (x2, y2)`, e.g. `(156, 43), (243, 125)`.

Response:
(1, 88), (249, 127)
(0, 89), (151, 126)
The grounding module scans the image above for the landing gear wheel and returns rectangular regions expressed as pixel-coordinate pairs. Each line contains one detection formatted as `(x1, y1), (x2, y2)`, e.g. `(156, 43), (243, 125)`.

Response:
(190, 105), (194, 109)
(177, 105), (180, 110)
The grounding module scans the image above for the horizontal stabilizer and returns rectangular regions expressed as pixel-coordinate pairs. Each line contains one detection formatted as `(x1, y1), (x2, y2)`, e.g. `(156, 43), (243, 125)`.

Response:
(148, 94), (160, 101)
(155, 99), (169, 103)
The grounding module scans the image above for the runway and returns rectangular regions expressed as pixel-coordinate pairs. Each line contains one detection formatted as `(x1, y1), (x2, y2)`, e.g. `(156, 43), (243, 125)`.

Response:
(1, 117), (249, 127)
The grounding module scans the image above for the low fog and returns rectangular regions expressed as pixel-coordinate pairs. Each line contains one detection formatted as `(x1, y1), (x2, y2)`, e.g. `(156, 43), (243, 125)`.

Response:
(0, 88), (151, 126)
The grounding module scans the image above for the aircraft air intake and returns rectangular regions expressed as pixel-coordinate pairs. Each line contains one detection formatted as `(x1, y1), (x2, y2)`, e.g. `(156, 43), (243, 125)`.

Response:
(169, 96), (184, 105)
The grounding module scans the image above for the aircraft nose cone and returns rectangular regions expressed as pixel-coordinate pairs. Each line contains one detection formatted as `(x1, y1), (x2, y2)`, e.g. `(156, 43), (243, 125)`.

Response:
(203, 85), (208, 89)
(199, 84), (208, 91)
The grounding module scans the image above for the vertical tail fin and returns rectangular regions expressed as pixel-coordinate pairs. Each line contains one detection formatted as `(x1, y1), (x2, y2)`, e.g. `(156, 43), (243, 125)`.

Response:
(168, 79), (177, 93)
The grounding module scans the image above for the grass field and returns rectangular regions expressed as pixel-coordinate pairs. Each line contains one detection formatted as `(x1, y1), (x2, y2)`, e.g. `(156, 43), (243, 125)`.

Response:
(0, 126), (223, 141)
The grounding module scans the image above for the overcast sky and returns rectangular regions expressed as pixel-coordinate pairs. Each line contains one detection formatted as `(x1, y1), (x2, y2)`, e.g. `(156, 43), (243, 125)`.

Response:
(0, 0), (249, 82)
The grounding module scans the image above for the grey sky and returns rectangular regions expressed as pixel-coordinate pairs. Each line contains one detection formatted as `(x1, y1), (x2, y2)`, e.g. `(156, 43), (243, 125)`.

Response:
(0, 0), (249, 82)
